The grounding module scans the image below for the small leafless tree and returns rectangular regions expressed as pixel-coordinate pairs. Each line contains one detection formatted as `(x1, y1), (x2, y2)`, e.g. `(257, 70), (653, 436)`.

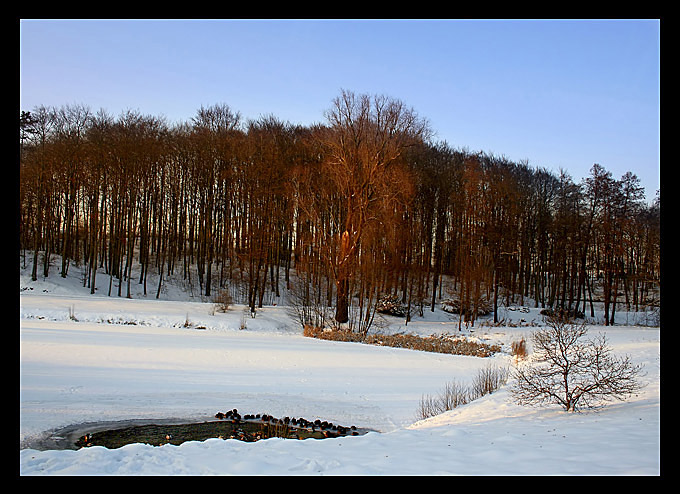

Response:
(286, 277), (334, 331)
(511, 316), (644, 411)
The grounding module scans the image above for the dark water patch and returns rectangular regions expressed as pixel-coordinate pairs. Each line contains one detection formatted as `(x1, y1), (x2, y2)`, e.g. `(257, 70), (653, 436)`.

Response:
(21, 417), (196, 451)
(71, 412), (366, 450)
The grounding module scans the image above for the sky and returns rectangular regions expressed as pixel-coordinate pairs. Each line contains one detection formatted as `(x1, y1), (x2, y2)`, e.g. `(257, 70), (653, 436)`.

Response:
(19, 19), (660, 202)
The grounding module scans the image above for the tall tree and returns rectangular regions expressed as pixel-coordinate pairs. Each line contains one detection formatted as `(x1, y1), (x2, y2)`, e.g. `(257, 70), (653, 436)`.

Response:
(320, 90), (431, 324)
(18, 100), (659, 331)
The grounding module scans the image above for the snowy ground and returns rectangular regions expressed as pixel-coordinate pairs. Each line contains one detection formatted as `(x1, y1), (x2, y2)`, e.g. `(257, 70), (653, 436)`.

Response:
(19, 261), (660, 475)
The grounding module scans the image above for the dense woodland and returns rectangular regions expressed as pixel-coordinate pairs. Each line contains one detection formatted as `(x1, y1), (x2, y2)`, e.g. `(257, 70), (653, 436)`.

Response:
(19, 91), (660, 334)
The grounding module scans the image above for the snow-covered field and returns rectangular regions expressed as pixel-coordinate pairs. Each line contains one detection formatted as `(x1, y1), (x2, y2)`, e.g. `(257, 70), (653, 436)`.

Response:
(19, 262), (660, 475)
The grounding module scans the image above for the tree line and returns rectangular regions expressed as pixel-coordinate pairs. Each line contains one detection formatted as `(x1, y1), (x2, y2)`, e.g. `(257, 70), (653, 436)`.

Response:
(19, 90), (660, 332)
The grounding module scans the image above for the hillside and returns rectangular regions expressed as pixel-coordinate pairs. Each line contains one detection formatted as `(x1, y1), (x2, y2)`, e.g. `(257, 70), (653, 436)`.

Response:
(19, 258), (660, 475)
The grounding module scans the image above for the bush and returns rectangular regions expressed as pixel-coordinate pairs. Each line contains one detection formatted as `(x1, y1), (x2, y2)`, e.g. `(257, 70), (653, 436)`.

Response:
(417, 379), (470, 420)
(539, 307), (584, 320)
(439, 380), (473, 411)
(441, 297), (492, 316)
(303, 325), (323, 338)
(470, 364), (510, 398)
(376, 294), (407, 317)
(416, 364), (510, 420)
(511, 337), (528, 360)
(511, 316), (644, 411)
(212, 289), (232, 313)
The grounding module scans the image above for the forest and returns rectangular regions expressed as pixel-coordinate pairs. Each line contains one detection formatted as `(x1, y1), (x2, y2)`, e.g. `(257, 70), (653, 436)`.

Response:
(19, 90), (660, 335)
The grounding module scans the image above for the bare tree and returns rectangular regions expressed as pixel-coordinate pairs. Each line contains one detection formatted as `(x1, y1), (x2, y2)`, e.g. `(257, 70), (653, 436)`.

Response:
(511, 315), (644, 411)
(321, 89), (431, 324)
(18, 100), (659, 323)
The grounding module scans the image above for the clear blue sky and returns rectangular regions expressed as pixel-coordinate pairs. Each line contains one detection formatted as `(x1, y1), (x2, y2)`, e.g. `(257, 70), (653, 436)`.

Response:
(19, 19), (660, 201)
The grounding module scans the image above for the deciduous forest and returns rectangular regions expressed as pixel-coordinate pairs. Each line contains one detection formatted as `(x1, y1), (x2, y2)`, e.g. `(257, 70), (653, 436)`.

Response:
(19, 90), (660, 334)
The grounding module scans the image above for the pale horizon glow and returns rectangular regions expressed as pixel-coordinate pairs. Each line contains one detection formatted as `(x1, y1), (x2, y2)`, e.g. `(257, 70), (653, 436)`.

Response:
(19, 19), (660, 201)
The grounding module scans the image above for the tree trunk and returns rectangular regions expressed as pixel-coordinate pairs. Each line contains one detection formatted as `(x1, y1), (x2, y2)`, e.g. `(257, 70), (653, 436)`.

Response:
(335, 277), (349, 324)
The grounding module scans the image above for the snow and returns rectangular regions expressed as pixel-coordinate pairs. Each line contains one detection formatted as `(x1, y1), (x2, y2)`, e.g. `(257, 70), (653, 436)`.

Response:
(19, 262), (660, 475)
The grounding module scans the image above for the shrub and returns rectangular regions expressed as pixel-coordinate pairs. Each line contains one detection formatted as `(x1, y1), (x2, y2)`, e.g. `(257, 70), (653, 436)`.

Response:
(416, 364), (510, 420)
(417, 379), (470, 420)
(417, 393), (444, 420)
(376, 294), (407, 317)
(470, 364), (510, 398)
(68, 305), (78, 322)
(511, 315), (644, 411)
(511, 337), (528, 360)
(539, 307), (584, 320)
(213, 289), (232, 313)
(441, 297), (492, 316)
(439, 379), (473, 410)
(303, 325), (323, 337)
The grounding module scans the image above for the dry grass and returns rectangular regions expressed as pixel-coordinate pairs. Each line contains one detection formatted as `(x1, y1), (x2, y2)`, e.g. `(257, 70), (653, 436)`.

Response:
(303, 326), (501, 358)
(511, 337), (528, 360)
